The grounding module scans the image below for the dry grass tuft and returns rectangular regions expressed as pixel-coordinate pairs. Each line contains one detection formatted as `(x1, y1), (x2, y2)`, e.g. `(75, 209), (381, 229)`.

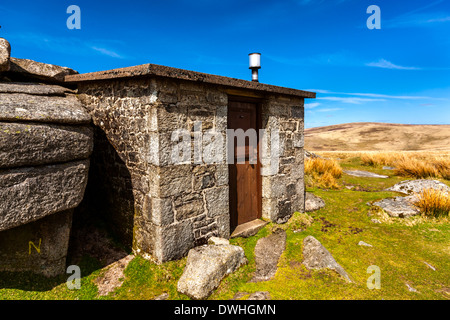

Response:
(414, 188), (450, 218)
(353, 151), (450, 180)
(305, 158), (342, 189)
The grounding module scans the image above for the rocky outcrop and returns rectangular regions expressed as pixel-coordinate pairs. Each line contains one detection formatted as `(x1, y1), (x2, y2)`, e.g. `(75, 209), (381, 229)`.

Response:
(250, 229), (286, 282)
(370, 179), (450, 218)
(177, 244), (247, 300)
(8, 57), (78, 83)
(0, 44), (92, 276)
(0, 160), (90, 231)
(302, 235), (351, 282)
(304, 192), (325, 212)
(0, 38), (11, 72)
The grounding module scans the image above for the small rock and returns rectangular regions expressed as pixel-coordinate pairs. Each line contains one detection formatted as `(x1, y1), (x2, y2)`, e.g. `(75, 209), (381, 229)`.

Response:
(371, 219), (381, 224)
(177, 244), (247, 300)
(406, 283), (418, 293)
(154, 292), (169, 300)
(382, 166), (395, 170)
(302, 235), (352, 282)
(208, 236), (229, 245)
(344, 170), (389, 178)
(304, 192), (325, 212)
(248, 291), (271, 300)
(250, 229), (286, 282)
(358, 241), (373, 247)
(0, 38), (11, 72)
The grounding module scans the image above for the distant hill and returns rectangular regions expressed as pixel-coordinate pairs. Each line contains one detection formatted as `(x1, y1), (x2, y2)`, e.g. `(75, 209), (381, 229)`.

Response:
(304, 122), (450, 151)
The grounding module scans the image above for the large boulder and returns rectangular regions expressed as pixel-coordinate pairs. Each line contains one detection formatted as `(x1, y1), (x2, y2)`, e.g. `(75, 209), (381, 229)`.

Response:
(0, 92), (90, 124)
(177, 244), (247, 300)
(372, 195), (420, 218)
(0, 160), (90, 232)
(0, 122), (93, 168)
(0, 38), (11, 72)
(302, 235), (351, 282)
(8, 57), (78, 83)
(386, 179), (450, 195)
(250, 229), (286, 282)
(0, 209), (73, 277)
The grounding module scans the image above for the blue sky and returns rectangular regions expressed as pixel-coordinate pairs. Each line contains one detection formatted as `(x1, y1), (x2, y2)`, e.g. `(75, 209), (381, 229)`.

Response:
(1, 0), (449, 128)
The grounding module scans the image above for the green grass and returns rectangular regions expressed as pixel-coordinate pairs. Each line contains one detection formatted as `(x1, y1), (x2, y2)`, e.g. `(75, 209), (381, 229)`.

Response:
(1, 157), (449, 300)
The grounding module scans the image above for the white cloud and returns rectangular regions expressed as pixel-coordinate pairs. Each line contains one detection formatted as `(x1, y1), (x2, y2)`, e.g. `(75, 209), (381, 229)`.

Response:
(316, 108), (343, 112)
(91, 46), (124, 59)
(366, 59), (421, 70)
(317, 97), (386, 104)
(305, 102), (320, 109)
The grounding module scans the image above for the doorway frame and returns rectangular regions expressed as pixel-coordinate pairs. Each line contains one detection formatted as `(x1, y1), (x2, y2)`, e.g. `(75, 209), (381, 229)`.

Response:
(227, 95), (263, 233)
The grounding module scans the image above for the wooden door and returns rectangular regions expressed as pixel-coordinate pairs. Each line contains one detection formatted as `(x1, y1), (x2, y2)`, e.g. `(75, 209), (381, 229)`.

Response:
(228, 100), (262, 231)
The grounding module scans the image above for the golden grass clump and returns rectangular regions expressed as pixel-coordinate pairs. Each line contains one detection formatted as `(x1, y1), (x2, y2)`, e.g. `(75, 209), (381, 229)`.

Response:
(414, 188), (450, 218)
(357, 151), (450, 180)
(305, 158), (342, 189)
(394, 156), (440, 179)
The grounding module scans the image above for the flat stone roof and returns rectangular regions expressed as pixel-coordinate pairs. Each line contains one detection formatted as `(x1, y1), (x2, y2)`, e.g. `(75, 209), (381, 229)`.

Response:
(65, 63), (316, 99)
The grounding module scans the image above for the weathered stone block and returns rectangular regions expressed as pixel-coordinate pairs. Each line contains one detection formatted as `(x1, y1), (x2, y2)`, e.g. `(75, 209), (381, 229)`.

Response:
(0, 122), (93, 168)
(205, 186), (229, 218)
(0, 209), (73, 277)
(155, 220), (194, 262)
(0, 93), (91, 124)
(0, 160), (89, 231)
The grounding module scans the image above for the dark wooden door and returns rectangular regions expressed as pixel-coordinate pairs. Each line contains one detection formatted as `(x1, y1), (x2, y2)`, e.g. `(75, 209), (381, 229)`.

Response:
(228, 100), (261, 231)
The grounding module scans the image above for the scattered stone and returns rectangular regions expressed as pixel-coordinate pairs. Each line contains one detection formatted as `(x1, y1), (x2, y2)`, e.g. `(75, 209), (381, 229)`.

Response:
(344, 170), (389, 178)
(371, 219), (381, 224)
(232, 291), (271, 300)
(96, 255), (134, 296)
(154, 293), (169, 300)
(382, 166), (395, 170)
(9, 57), (78, 82)
(250, 229), (287, 282)
(230, 219), (268, 238)
(208, 236), (229, 245)
(386, 179), (450, 195)
(358, 241), (373, 247)
(248, 291), (271, 300)
(304, 192), (325, 212)
(345, 186), (355, 190)
(423, 261), (436, 271)
(177, 244), (247, 300)
(405, 283), (418, 293)
(302, 235), (352, 282)
(372, 196), (420, 218)
(0, 38), (11, 72)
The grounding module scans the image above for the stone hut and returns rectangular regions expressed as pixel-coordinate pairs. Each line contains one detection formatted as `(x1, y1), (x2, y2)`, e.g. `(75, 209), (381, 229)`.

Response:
(66, 64), (315, 263)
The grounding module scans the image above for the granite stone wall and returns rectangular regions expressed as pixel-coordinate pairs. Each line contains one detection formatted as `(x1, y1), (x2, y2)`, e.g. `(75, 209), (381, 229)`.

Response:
(77, 77), (305, 263)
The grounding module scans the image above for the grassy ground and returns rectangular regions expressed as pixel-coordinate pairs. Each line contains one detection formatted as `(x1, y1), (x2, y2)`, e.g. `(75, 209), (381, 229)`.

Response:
(0, 154), (449, 300)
